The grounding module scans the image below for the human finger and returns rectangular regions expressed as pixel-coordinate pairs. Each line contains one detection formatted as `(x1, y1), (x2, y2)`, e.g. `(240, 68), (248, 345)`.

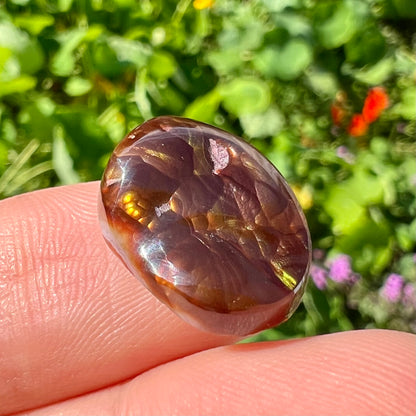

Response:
(0, 182), (237, 415)
(19, 329), (416, 416)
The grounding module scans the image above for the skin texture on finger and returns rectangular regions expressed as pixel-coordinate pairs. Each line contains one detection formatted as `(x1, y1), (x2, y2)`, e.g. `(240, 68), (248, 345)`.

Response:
(0, 182), (237, 415)
(19, 329), (416, 416)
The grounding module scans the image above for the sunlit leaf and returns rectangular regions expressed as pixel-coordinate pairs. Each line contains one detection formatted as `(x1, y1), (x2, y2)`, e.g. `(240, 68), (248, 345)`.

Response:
(0, 21), (44, 74)
(51, 28), (87, 76)
(272, 12), (312, 37)
(58, 0), (74, 12)
(107, 36), (151, 67)
(98, 105), (126, 144)
(325, 168), (384, 235)
(240, 107), (285, 139)
(392, 86), (416, 120)
(14, 14), (54, 35)
(305, 66), (339, 97)
(206, 49), (242, 76)
(220, 78), (271, 116)
(64, 76), (93, 96)
(184, 89), (221, 123)
(0, 76), (36, 96)
(0, 140), (40, 195)
(253, 39), (313, 80)
(342, 55), (395, 84)
(52, 128), (80, 185)
(148, 51), (177, 81)
(315, 0), (363, 49)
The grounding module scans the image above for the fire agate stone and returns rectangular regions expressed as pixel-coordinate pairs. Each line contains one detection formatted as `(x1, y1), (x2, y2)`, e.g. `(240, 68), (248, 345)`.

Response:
(99, 116), (311, 336)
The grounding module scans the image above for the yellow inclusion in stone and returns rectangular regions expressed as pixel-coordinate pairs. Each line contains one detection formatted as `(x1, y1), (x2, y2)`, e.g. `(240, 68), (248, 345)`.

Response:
(122, 193), (134, 204)
(144, 148), (171, 161)
(271, 260), (297, 290)
(120, 192), (142, 220)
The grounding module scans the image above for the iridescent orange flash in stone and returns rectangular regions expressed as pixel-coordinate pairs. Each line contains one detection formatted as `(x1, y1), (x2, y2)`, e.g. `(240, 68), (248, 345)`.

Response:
(99, 116), (311, 336)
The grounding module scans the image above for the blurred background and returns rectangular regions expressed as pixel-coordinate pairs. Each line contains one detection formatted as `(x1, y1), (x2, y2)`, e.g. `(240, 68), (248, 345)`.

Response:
(0, 0), (415, 339)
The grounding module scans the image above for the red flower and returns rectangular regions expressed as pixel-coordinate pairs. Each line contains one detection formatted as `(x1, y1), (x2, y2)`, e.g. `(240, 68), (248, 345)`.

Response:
(348, 114), (368, 137)
(331, 103), (346, 126)
(362, 87), (389, 123)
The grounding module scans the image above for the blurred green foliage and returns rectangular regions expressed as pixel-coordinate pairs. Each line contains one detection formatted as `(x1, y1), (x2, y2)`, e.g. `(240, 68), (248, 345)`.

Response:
(0, 0), (415, 338)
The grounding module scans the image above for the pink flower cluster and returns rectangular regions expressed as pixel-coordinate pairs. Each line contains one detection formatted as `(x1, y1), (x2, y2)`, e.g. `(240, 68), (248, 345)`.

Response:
(381, 273), (416, 306)
(310, 253), (360, 290)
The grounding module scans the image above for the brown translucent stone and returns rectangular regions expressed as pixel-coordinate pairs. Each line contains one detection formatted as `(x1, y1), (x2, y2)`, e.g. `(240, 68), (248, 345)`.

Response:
(99, 116), (311, 336)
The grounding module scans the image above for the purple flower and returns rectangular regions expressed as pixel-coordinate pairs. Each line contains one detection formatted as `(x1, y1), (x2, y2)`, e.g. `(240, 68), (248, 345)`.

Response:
(403, 283), (416, 307)
(328, 254), (353, 283)
(381, 273), (404, 302)
(310, 264), (328, 290)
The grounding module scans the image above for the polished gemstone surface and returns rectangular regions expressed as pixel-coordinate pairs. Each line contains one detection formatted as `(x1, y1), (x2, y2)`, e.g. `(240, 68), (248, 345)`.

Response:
(99, 116), (311, 335)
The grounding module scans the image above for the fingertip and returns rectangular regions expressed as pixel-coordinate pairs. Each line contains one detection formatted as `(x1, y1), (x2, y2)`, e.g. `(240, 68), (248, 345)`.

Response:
(125, 329), (416, 415)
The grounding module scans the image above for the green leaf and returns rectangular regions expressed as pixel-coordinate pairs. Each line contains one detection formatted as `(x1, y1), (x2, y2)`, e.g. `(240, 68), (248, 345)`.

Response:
(397, 251), (416, 280)
(392, 0), (416, 18)
(254, 39), (313, 80)
(98, 105), (126, 144)
(0, 139), (40, 195)
(346, 169), (384, 206)
(325, 168), (384, 235)
(272, 12), (312, 37)
(51, 28), (87, 76)
(58, 0), (74, 12)
(0, 22), (27, 51)
(18, 98), (56, 142)
(91, 38), (131, 78)
(64, 77), (93, 96)
(0, 76), (36, 96)
(218, 21), (265, 52)
(9, 0), (30, 4)
(315, 1), (362, 49)
(342, 55), (394, 85)
(206, 49), (244, 76)
(134, 69), (152, 119)
(396, 223), (416, 251)
(267, 132), (296, 178)
(335, 218), (393, 275)
(53, 127), (80, 185)
(0, 21), (44, 74)
(220, 78), (271, 116)
(0, 142), (8, 172)
(14, 14), (55, 35)
(184, 89), (221, 123)
(326, 189), (366, 235)
(0, 46), (12, 71)
(107, 36), (150, 67)
(239, 106), (285, 139)
(17, 38), (44, 75)
(148, 51), (177, 81)
(5, 161), (53, 196)
(261, 0), (301, 13)
(52, 26), (102, 77)
(392, 86), (416, 120)
(305, 66), (339, 97)
(345, 25), (386, 67)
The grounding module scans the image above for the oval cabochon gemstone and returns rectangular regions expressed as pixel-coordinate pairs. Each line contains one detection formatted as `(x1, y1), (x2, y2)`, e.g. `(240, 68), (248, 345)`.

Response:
(99, 116), (311, 336)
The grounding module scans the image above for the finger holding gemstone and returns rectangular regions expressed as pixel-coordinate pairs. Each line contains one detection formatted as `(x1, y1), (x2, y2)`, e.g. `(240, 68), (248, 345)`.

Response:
(99, 116), (311, 336)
